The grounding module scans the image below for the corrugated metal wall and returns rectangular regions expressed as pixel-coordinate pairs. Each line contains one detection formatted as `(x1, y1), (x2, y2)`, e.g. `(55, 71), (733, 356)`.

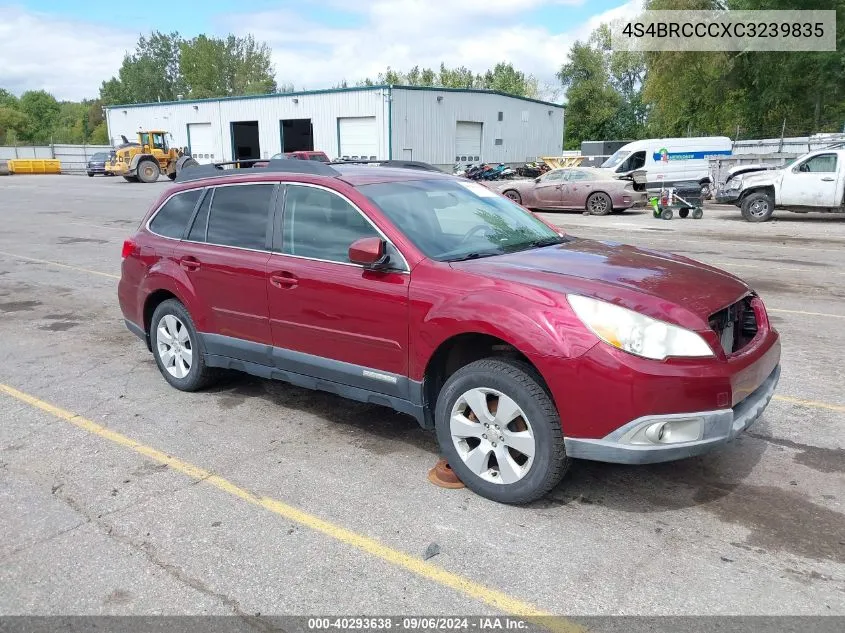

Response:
(105, 88), (388, 163)
(390, 88), (564, 167)
(0, 144), (113, 172)
(104, 87), (564, 168)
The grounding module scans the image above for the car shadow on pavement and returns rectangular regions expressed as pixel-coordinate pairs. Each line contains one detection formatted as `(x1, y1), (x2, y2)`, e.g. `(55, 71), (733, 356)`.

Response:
(206, 373), (439, 456)
(539, 434), (767, 513)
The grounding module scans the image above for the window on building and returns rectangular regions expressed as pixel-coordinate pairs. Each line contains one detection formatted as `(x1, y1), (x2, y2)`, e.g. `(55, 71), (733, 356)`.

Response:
(206, 184), (274, 250)
(149, 189), (202, 239)
(497, 112), (504, 121)
(494, 139), (503, 146)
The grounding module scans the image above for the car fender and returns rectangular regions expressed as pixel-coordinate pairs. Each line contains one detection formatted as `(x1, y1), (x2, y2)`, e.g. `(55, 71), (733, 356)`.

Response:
(138, 259), (210, 334)
(412, 287), (598, 381)
(129, 153), (156, 171)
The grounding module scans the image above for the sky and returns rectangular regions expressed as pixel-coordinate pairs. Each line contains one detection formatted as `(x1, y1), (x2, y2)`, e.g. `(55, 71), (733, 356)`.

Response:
(0, 0), (642, 102)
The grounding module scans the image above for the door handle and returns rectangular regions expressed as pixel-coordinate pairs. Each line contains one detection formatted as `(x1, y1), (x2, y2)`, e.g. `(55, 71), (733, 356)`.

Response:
(270, 271), (298, 289)
(179, 256), (200, 272)
(555, 185), (562, 190)
(821, 177), (835, 182)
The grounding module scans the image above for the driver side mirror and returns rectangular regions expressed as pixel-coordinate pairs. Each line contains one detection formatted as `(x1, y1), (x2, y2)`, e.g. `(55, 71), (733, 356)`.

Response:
(534, 177), (541, 183)
(349, 237), (390, 270)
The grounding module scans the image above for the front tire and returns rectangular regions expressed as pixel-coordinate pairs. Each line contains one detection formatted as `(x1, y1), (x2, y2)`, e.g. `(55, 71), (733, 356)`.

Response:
(586, 192), (612, 216)
(123, 175), (139, 182)
(741, 192), (774, 222)
(87, 172), (94, 177)
(136, 159), (161, 183)
(435, 358), (569, 504)
(151, 299), (218, 392)
(503, 190), (522, 204)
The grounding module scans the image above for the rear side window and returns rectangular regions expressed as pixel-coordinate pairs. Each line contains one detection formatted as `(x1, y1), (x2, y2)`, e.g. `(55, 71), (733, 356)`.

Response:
(206, 184), (274, 250)
(187, 189), (212, 242)
(149, 189), (202, 239)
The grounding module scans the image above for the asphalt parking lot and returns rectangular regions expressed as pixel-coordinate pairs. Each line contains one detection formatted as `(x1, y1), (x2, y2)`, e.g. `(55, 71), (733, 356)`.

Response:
(0, 175), (843, 621)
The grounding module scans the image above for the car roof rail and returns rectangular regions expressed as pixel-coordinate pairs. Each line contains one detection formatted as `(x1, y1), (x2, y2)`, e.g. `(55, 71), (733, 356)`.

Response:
(174, 158), (340, 183)
(328, 159), (443, 173)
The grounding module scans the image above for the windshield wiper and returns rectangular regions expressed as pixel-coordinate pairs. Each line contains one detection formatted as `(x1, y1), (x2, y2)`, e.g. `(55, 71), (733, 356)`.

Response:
(446, 251), (501, 262)
(530, 236), (568, 247)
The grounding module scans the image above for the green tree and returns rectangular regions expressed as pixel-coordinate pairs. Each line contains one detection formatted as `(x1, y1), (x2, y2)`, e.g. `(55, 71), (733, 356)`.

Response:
(0, 88), (18, 109)
(0, 106), (29, 144)
(478, 62), (539, 98)
(18, 90), (60, 143)
(557, 38), (622, 148)
(99, 31), (185, 105)
(180, 34), (277, 98)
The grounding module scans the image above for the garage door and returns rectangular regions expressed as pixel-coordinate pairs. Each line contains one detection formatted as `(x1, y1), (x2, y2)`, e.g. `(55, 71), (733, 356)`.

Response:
(455, 121), (482, 162)
(187, 122), (215, 164)
(338, 117), (378, 160)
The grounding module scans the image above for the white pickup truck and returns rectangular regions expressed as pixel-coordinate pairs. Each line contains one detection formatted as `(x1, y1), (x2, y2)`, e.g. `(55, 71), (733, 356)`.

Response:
(716, 147), (845, 222)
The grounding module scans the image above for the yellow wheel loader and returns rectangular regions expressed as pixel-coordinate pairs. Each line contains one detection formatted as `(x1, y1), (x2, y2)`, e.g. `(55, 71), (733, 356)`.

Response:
(107, 130), (199, 183)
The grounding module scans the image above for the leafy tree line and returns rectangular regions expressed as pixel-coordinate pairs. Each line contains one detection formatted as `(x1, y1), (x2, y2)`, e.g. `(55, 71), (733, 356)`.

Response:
(0, 88), (108, 145)
(343, 62), (540, 99)
(560, 0), (845, 149)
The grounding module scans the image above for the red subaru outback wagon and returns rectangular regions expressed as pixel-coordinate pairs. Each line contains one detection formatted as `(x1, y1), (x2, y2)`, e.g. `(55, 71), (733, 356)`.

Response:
(119, 159), (781, 504)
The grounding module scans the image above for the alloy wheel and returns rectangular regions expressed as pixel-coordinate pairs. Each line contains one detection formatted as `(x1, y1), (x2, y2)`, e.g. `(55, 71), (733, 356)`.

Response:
(449, 388), (536, 484)
(156, 314), (193, 379)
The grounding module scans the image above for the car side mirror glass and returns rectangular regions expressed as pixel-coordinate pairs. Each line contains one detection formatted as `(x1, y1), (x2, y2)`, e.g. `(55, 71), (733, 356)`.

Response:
(349, 237), (389, 270)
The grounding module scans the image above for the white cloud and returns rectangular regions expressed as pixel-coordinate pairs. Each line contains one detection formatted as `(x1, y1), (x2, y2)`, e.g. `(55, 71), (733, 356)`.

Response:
(0, 0), (643, 102)
(0, 6), (132, 101)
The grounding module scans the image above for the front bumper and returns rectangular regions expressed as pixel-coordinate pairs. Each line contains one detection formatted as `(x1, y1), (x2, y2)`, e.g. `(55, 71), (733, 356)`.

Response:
(564, 364), (780, 464)
(715, 189), (741, 204)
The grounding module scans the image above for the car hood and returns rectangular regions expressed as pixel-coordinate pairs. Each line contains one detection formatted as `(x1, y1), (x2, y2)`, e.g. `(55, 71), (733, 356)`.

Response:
(739, 169), (781, 186)
(451, 238), (751, 329)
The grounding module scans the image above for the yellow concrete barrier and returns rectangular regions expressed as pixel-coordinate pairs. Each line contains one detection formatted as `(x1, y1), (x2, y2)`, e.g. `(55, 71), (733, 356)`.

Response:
(7, 159), (61, 174)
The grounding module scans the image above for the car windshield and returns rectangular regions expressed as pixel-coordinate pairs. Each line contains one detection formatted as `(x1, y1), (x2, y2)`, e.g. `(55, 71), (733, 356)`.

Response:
(309, 154), (328, 161)
(359, 179), (563, 262)
(601, 150), (630, 169)
(91, 152), (108, 160)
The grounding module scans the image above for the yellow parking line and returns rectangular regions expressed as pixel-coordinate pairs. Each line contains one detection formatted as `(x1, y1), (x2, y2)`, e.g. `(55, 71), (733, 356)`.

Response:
(0, 383), (581, 632)
(0, 250), (119, 280)
(768, 308), (845, 320)
(773, 395), (845, 413)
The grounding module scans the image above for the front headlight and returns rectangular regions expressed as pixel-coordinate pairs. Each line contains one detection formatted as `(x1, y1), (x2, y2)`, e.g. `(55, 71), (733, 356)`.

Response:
(567, 295), (714, 360)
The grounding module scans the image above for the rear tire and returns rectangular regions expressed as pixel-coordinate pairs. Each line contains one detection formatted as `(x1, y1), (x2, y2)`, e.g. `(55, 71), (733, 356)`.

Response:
(136, 159), (160, 183)
(741, 192), (774, 222)
(150, 299), (218, 392)
(692, 208), (703, 219)
(504, 190), (522, 204)
(661, 208), (673, 220)
(435, 358), (569, 504)
(679, 208), (689, 219)
(586, 192), (612, 216)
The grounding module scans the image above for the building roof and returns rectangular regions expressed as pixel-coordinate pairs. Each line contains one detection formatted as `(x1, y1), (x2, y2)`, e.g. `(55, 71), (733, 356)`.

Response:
(104, 84), (565, 111)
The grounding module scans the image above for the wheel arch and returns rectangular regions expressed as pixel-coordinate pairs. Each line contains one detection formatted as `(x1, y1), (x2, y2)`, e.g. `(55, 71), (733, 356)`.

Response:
(129, 153), (157, 171)
(422, 332), (552, 429)
(739, 185), (776, 205)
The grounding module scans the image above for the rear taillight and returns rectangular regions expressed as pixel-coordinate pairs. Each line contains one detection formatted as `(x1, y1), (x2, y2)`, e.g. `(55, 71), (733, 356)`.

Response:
(121, 239), (136, 259)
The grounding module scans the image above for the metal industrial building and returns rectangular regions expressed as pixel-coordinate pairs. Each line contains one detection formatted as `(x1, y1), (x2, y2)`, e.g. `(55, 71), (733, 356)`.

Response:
(104, 85), (564, 170)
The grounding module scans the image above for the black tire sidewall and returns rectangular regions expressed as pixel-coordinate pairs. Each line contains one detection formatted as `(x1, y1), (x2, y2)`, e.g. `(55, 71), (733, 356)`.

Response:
(137, 160), (160, 183)
(741, 192), (774, 222)
(505, 190), (521, 204)
(434, 359), (566, 504)
(150, 299), (211, 391)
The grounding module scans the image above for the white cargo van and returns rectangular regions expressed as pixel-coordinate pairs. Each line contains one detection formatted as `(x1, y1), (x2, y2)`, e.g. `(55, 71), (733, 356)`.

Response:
(600, 137), (733, 196)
